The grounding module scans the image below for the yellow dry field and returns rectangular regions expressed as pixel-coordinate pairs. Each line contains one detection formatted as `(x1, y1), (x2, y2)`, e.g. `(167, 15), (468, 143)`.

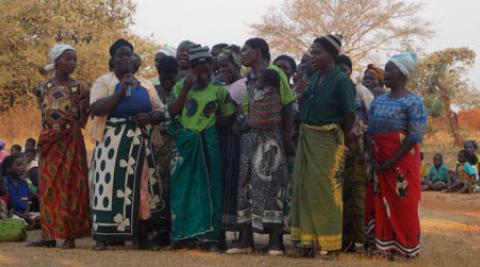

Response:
(0, 192), (479, 267)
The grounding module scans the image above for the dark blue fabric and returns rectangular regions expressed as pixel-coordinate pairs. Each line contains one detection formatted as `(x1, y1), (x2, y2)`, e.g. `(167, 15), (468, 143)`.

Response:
(109, 83), (152, 118)
(5, 175), (30, 214)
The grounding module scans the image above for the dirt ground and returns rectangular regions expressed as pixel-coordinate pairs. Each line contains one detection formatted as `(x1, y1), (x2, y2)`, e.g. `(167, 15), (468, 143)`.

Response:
(0, 192), (479, 267)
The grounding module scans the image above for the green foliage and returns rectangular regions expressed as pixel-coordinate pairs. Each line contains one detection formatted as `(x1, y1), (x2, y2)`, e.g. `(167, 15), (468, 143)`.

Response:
(415, 47), (479, 111)
(0, 0), (159, 111)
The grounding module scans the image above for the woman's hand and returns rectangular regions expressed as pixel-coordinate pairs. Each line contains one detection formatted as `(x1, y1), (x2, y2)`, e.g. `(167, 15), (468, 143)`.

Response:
(295, 80), (309, 95)
(379, 157), (396, 171)
(134, 113), (151, 125)
(183, 73), (195, 92)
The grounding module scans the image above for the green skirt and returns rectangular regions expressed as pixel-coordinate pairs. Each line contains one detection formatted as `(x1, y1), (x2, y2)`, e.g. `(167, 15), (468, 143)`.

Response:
(290, 124), (345, 251)
(168, 124), (223, 242)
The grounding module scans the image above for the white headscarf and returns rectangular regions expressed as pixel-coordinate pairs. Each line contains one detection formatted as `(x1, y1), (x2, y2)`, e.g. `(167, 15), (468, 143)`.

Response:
(157, 46), (176, 57)
(388, 52), (418, 80)
(44, 44), (76, 72)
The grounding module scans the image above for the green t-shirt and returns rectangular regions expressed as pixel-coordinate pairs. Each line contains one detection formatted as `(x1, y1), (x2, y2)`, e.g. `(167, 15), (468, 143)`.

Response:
(173, 79), (236, 132)
(299, 67), (356, 126)
(242, 64), (295, 113)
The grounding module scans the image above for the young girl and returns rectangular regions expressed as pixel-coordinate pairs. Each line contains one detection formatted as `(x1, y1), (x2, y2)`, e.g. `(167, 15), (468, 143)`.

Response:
(1, 155), (38, 228)
(447, 150), (476, 193)
(228, 68), (288, 255)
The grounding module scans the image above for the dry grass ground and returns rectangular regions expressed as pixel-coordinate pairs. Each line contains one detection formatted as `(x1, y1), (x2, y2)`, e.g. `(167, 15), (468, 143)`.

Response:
(0, 191), (479, 267)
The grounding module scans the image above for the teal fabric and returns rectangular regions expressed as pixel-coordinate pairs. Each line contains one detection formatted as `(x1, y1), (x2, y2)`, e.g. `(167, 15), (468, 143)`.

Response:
(168, 123), (223, 242)
(427, 165), (449, 182)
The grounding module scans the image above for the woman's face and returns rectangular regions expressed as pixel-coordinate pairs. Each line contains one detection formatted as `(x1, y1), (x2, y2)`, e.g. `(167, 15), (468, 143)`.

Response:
(458, 152), (466, 163)
(275, 59), (294, 79)
(240, 44), (258, 67)
(363, 71), (382, 90)
(217, 54), (238, 85)
(309, 42), (332, 71)
(192, 63), (212, 88)
(8, 158), (26, 178)
(55, 50), (77, 74)
(176, 44), (194, 70)
(112, 46), (133, 75)
(159, 73), (177, 92)
(384, 61), (405, 89)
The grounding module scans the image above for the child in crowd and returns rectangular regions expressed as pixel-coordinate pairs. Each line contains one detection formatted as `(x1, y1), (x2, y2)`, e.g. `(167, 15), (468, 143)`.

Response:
(1, 154), (39, 228)
(422, 153), (448, 191)
(447, 150), (477, 193)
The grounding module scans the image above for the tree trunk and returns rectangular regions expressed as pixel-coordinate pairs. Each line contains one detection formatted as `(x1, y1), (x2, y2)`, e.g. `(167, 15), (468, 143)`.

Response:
(439, 83), (462, 146)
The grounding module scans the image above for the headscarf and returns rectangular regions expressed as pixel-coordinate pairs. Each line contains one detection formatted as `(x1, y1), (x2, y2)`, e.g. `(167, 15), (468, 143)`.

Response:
(44, 44), (76, 72)
(218, 49), (241, 68)
(109, 38), (134, 57)
(157, 46), (176, 57)
(0, 140), (5, 150)
(177, 40), (196, 54)
(464, 140), (478, 149)
(388, 52), (418, 80)
(189, 46), (212, 65)
(364, 64), (384, 84)
(315, 34), (343, 57)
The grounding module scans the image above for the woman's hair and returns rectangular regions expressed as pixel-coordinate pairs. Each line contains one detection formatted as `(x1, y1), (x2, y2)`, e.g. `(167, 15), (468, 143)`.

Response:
(274, 55), (297, 72)
(1, 154), (22, 177)
(258, 69), (280, 89)
(157, 56), (179, 75)
(245, 38), (271, 62)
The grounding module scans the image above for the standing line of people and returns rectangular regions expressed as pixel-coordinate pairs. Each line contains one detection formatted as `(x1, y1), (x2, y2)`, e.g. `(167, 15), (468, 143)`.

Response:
(0, 35), (429, 261)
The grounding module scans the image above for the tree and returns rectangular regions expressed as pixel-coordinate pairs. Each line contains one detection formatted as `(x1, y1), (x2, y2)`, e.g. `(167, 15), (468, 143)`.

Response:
(0, 0), (159, 111)
(251, 0), (432, 68)
(415, 47), (478, 145)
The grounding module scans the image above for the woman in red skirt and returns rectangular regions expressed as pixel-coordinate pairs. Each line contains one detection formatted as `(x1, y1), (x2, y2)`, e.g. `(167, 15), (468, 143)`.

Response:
(29, 44), (91, 249)
(367, 52), (427, 259)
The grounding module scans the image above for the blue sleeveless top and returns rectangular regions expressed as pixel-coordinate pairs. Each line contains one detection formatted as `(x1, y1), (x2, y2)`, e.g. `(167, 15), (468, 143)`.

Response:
(109, 83), (152, 118)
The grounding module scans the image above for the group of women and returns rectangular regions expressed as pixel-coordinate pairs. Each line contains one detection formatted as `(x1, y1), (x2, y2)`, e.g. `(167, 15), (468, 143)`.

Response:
(27, 35), (427, 261)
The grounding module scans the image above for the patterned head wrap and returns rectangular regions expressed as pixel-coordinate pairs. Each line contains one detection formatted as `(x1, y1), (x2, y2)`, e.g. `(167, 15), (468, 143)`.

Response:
(315, 34), (343, 57)
(464, 140), (478, 149)
(44, 44), (76, 72)
(364, 64), (384, 84)
(388, 52), (418, 80)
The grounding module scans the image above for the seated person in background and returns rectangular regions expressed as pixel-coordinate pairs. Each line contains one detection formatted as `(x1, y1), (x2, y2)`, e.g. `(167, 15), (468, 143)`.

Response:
(464, 140), (480, 181)
(24, 149), (39, 212)
(422, 153), (448, 191)
(10, 144), (22, 155)
(24, 138), (37, 153)
(1, 154), (39, 228)
(447, 150), (477, 193)
(420, 152), (428, 180)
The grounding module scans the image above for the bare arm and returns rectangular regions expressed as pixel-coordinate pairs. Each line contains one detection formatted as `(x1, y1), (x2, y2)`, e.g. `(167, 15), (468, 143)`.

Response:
(168, 75), (194, 117)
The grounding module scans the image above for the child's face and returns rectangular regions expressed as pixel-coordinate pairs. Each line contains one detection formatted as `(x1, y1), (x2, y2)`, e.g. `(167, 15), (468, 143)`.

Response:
(458, 152), (466, 163)
(254, 75), (266, 89)
(8, 158), (26, 178)
(433, 155), (443, 167)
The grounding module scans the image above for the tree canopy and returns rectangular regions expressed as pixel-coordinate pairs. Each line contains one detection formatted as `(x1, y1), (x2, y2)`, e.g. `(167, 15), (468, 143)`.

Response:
(251, 0), (432, 69)
(0, 0), (159, 111)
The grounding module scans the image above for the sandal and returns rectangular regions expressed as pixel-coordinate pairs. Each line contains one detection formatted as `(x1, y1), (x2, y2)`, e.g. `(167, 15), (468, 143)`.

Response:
(286, 247), (315, 258)
(27, 240), (57, 248)
(319, 250), (339, 261)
